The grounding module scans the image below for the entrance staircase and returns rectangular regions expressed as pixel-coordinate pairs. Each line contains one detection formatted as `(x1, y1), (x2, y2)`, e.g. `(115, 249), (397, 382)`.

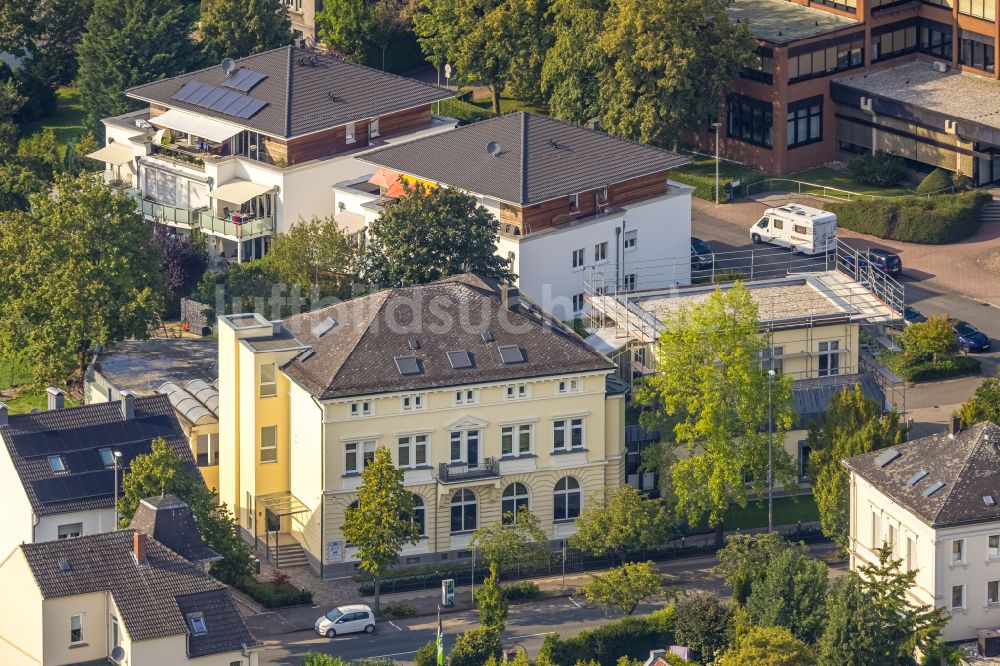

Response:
(263, 533), (309, 568)
(980, 200), (1000, 223)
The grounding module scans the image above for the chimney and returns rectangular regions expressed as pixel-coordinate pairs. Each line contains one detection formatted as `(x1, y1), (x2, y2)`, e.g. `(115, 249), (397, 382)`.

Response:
(120, 390), (135, 421)
(950, 414), (963, 435)
(133, 531), (148, 566)
(46, 387), (65, 411)
(501, 284), (520, 310)
(0, 402), (7, 427)
(272, 320), (284, 337)
(586, 118), (601, 132)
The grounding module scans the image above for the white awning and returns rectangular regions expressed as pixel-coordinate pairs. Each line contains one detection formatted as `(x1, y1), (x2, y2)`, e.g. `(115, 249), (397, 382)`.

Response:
(152, 108), (243, 144)
(86, 142), (134, 165)
(208, 178), (274, 204)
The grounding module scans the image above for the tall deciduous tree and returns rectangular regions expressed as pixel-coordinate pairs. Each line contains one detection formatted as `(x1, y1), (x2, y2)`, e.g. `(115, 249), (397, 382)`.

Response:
(716, 532), (799, 605)
(77, 0), (197, 130)
(569, 485), (671, 560)
(0, 173), (165, 382)
(471, 509), (549, 579)
(899, 314), (956, 361)
(200, 0), (291, 63)
(413, 0), (463, 69)
(958, 377), (1000, 427)
(501, 0), (552, 104)
(541, 0), (607, 124)
(580, 561), (664, 615)
(636, 282), (795, 535)
(674, 591), (734, 661)
(316, 0), (374, 62)
(596, 0), (753, 147)
(476, 564), (508, 631)
(808, 384), (904, 550)
(360, 183), (515, 285)
(452, 0), (514, 115)
(265, 216), (356, 300)
(742, 545), (828, 644)
(30, 0), (94, 85)
(717, 626), (817, 666)
(341, 446), (419, 612)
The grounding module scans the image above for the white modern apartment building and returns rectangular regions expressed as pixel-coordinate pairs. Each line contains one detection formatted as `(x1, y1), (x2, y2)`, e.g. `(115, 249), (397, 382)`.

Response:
(89, 45), (453, 263)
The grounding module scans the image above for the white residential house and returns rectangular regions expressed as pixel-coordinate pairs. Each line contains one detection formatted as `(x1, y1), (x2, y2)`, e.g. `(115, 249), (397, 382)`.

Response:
(843, 422), (1000, 643)
(334, 112), (694, 319)
(89, 45), (454, 263)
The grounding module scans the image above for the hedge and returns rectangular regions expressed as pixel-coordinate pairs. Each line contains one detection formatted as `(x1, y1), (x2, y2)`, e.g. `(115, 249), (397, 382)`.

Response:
(915, 168), (952, 195)
(232, 577), (314, 608)
(881, 352), (981, 382)
(830, 191), (991, 243)
(537, 608), (675, 666)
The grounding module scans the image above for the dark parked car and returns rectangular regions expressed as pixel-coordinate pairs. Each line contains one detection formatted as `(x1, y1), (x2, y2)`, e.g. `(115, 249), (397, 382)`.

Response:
(843, 248), (903, 276)
(902, 306), (928, 327)
(953, 320), (991, 352)
(691, 237), (714, 270)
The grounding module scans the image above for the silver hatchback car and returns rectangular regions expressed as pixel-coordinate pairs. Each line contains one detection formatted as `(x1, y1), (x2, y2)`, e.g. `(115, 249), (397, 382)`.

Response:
(314, 604), (376, 638)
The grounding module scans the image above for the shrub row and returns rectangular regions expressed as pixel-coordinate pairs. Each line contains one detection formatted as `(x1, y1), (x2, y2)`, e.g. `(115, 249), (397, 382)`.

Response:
(830, 191), (991, 244)
(472, 580), (541, 605)
(847, 151), (906, 187)
(380, 603), (417, 619)
(536, 607), (675, 666)
(232, 577), (314, 608)
(882, 352), (981, 382)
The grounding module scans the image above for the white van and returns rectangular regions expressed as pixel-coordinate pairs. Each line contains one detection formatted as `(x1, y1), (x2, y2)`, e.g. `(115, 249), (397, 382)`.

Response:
(750, 204), (836, 255)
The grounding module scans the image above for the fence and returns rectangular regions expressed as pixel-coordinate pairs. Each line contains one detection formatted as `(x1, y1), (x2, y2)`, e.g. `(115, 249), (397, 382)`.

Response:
(744, 178), (956, 202)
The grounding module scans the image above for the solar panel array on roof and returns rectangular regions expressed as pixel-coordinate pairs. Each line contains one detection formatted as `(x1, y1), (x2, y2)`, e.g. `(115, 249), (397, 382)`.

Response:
(11, 414), (178, 458)
(394, 356), (421, 375)
(171, 81), (267, 119)
(222, 68), (267, 93)
(447, 351), (473, 369)
(32, 469), (115, 505)
(498, 345), (525, 364)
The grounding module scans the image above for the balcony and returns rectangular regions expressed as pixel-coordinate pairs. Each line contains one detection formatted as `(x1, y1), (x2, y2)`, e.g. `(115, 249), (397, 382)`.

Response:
(127, 190), (203, 228)
(197, 211), (274, 240)
(437, 458), (501, 484)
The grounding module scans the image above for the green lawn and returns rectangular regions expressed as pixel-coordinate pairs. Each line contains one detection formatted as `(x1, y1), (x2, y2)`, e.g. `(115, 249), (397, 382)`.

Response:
(685, 494), (820, 535)
(439, 90), (548, 126)
(21, 86), (88, 156)
(783, 166), (912, 198)
(0, 351), (78, 414)
(670, 156), (769, 201)
(0, 352), (33, 390)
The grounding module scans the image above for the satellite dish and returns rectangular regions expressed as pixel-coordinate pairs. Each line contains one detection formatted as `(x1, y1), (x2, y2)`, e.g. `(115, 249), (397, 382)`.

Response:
(111, 646), (126, 662)
(221, 58), (237, 77)
(487, 141), (501, 157)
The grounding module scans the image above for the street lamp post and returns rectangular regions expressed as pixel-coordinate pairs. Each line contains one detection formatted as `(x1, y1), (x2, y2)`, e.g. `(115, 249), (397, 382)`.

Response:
(712, 122), (722, 205)
(767, 368), (775, 533)
(113, 450), (123, 529)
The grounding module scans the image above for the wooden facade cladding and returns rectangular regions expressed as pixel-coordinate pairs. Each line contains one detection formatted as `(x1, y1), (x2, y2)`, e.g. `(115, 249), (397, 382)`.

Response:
(284, 105), (433, 165)
(379, 105), (433, 138)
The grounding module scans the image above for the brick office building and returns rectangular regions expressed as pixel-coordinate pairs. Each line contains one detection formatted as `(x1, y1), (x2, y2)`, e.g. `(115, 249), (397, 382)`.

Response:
(692, 0), (1000, 184)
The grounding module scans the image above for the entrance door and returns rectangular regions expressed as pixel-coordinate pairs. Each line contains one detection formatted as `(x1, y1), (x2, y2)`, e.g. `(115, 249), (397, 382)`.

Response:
(266, 508), (280, 533)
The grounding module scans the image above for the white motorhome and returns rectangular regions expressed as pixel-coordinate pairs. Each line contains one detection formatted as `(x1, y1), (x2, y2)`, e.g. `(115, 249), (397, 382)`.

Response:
(750, 204), (836, 255)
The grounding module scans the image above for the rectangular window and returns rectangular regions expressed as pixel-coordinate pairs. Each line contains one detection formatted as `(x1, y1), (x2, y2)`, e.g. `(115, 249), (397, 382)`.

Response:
(260, 363), (277, 398)
(726, 93), (773, 148)
(906, 536), (915, 572)
(989, 580), (1000, 605)
(763, 346), (784, 374)
(70, 614), (84, 645)
(346, 122), (356, 144)
(872, 511), (881, 547)
(260, 425), (278, 463)
(449, 430), (480, 465)
(572, 293), (585, 313)
(58, 523), (83, 539)
(350, 401), (372, 417)
(501, 423), (533, 456)
(454, 389), (478, 405)
(401, 394), (424, 412)
(959, 0), (995, 20)
(951, 584), (965, 609)
(196, 433), (218, 466)
(624, 273), (637, 291)
(558, 379), (581, 394)
(370, 116), (380, 138)
(48, 454), (67, 473)
(741, 46), (774, 84)
(505, 384), (529, 400)
(919, 21), (953, 59)
(952, 539), (966, 564)
(572, 248), (585, 269)
(98, 447), (115, 468)
(597, 186), (608, 203)
(872, 22), (918, 62)
(345, 439), (377, 473)
(787, 97), (823, 149)
(554, 418), (584, 451)
(397, 434), (428, 468)
(594, 242), (608, 263)
(961, 33), (995, 73)
(990, 534), (1000, 559)
(623, 230), (637, 251)
(569, 193), (580, 209)
(818, 340), (840, 377)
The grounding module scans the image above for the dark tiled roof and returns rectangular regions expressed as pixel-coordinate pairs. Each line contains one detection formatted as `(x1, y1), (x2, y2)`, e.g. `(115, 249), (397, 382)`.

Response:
(275, 274), (614, 400)
(842, 422), (1000, 528)
(0, 395), (197, 516)
(129, 495), (221, 564)
(21, 530), (258, 653)
(126, 46), (452, 139)
(361, 111), (690, 205)
(176, 589), (257, 657)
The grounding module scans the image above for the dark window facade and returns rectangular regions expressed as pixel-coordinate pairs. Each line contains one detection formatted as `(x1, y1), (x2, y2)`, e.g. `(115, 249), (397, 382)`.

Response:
(961, 32), (995, 72)
(872, 22), (918, 62)
(742, 47), (774, 84)
(919, 21), (953, 58)
(921, 0), (953, 8)
(814, 0), (858, 11)
(787, 97), (823, 149)
(727, 94), (773, 148)
(788, 33), (864, 83)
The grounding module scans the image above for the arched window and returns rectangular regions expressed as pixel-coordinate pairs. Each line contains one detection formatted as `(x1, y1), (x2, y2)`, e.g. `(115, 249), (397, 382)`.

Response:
(501, 482), (530, 524)
(451, 489), (477, 533)
(554, 477), (581, 521)
(409, 494), (426, 536)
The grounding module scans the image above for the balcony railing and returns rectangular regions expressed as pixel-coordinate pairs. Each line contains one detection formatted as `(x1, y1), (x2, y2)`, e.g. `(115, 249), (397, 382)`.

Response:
(131, 193), (203, 227)
(437, 458), (501, 484)
(197, 211), (275, 239)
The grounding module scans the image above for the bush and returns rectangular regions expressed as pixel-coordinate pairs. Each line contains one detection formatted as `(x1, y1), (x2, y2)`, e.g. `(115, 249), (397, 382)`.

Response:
(449, 627), (502, 666)
(232, 576), (314, 608)
(881, 352), (980, 382)
(303, 653), (349, 666)
(414, 640), (438, 666)
(537, 612), (675, 666)
(674, 593), (733, 662)
(380, 603), (416, 618)
(503, 580), (540, 600)
(831, 191), (991, 243)
(915, 168), (953, 195)
(847, 151), (906, 186)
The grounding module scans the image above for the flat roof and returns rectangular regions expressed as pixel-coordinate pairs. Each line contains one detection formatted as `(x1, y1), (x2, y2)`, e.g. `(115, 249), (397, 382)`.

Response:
(727, 0), (860, 44)
(92, 339), (217, 396)
(834, 59), (1000, 132)
(639, 280), (843, 322)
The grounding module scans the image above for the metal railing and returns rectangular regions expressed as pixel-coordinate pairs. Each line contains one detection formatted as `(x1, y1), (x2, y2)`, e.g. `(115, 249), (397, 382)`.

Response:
(130, 192), (203, 227)
(437, 458), (501, 484)
(197, 211), (275, 239)
(745, 178), (956, 202)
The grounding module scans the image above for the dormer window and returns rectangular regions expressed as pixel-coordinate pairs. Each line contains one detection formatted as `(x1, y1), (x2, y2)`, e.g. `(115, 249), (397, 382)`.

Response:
(48, 455), (67, 473)
(99, 448), (116, 468)
(187, 612), (207, 635)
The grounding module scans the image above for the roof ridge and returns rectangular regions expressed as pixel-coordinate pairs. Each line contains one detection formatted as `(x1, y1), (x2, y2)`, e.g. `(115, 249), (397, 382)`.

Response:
(284, 46), (293, 137)
(126, 45), (292, 95)
(519, 111), (527, 205)
(931, 423), (992, 525)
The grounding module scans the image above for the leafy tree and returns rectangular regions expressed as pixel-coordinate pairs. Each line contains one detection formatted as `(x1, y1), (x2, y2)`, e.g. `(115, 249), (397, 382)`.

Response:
(150, 227), (210, 305)
(413, 0), (463, 69)
(341, 446), (419, 612)
(500, 0), (552, 104)
(449, 626), (502, 666)
(0, 128), (64, 212)
(0, 173), (165, 382)
(958, 376), (1000, 427)
(360, 183), (514, 285)
(743, 545), (828, 644)
(596, 0), (754, 147)
(476, 564), (508, 631)
(0, 4), (33, 58)
(541, 0), (607, 123)
(636, 282), (795, 535)
(303, 654), (350, 666)
(570, 485), (671, 560)
(919, 640), (963, 666)
(64, 131), (101, 176)
(77, 0), (198, 130)
(471, 509), (549, 579)
(717, 626), (817, 666)
(266, 216), (356, 301)
(316, 0), (375, 62)
(16, 129), (62, 181)
(0, 78), (25, 150)
(414, 640), (438, 666)
(451, 0), (516, 115)
(28, 0), (94, 85)
(899, 314), (956, 362)
(673, 592), (733, 662)
(818, 544), (947, 665)
(716, 532), (796, 605)
(580, 561), (664, 615)
(119, 438), (254, 582)
(808, 385), (904, 549)
(200, 0), (291, 63)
